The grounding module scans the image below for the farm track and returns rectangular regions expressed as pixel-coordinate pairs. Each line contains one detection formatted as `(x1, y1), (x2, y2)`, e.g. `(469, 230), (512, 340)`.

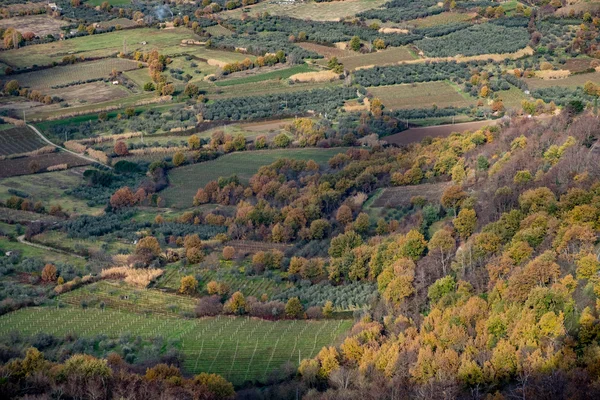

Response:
(27, 124), (112, 169)
(17, 235), (85, 259)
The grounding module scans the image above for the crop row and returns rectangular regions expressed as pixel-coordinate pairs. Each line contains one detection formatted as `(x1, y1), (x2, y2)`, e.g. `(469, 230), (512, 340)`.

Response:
(0, 307), (352, 384)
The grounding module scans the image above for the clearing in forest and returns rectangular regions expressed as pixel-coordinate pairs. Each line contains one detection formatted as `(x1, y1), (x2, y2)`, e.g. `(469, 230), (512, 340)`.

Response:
(162, 148), (349, 208)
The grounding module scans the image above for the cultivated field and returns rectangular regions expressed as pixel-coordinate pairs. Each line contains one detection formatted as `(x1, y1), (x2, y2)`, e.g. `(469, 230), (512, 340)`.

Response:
(371, 182), (452, 208)
(406, 11), (475, 27)
(368, 81), (474, 110)
(0, 126), (46, 156)
(339, 46), (416, 70)
(0, 167), (102, 214)
(0, 307), (352, 384)
(0, 237), (87, 268)
(384, 119), (497, 145)
(16, 58), (140, 90)
(98, 18), (138, 29)
(159, 267), (291, 297)
(48, 80), (133, 105)
(0, 15), (68, 38)
(525, 71), (600, 89)
(223, 0), (387, 21)
(0, 28), (196, 69)
(298, 43), (353, 59)
(204, 24), (234, 36)
(0, 152), (90, 178)
(216, 64), (316, 87)
(163, 148), (349, 208)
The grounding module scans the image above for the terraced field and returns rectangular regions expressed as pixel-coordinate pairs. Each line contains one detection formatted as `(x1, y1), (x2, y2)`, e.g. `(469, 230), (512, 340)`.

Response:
(0, 307), (352, 384)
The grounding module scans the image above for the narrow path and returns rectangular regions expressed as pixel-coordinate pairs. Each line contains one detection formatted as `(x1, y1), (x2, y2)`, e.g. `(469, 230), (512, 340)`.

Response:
(17, 235), (85, 259)
(26, 124), (112, 169)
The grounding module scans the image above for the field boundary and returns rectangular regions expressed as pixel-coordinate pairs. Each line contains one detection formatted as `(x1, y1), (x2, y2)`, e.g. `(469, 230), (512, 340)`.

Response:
(27, 124), (111, 169)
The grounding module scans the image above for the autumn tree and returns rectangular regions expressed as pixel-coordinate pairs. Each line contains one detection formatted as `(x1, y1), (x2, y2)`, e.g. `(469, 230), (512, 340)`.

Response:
(222, 246), (235, 260)
(41, 264), (57, 282)
(114, 141), (128, 156)
(223, 291), (247, 315)
(110, 187), (136, 208)
(188, 135), (201, 149)
(336, 205), (353, 226)
(179, 275), (198, 295)
(136, 236), (161, 257)
(173, 151), (186, 167)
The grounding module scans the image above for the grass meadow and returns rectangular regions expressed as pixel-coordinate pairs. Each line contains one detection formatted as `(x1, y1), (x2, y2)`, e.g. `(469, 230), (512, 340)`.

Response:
(368, 81), (475, 110)
(0, 28), (196, 69)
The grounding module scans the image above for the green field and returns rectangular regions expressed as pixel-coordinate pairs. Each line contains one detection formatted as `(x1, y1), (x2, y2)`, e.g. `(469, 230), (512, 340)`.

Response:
(0, 168), (102, 215)
(368, 81), (475, 110)
(215, 64), (316, 87)
(525, 71), (600, 89)
(0, 237), (86, 268)
(162, 148), (349, 208)
(0, 307), (352, 384)
(0, 28), (197, 69)
(16, 58), (140, 90)
(159, 265), (292, 298)
(59, 281), (197, 316)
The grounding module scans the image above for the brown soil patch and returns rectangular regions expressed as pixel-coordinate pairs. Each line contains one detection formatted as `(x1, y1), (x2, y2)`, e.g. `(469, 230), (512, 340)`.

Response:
(297, 42), (352, 58)
(0, 152), (90, 178)
(0, 15), (67, 38)
(48, 81), (130, 104)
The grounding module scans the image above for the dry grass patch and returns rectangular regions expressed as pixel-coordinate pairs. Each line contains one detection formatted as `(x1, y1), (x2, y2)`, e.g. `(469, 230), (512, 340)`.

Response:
(101, 266), (164, 288)
(0, 15), (67, 38)
(379, 27), (409, 34)
(536, 69), (571, 80)
(289, 70), (340, 82)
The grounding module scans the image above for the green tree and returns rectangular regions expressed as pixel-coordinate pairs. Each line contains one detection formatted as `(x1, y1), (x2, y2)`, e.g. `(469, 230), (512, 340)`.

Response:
(285, 297), (304, 318)
(349, 36), (361, 51)
(453, 208), (477, 239)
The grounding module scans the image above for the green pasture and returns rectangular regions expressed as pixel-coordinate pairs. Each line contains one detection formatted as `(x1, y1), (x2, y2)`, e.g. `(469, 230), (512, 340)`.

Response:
(162, 148), (349, 208)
